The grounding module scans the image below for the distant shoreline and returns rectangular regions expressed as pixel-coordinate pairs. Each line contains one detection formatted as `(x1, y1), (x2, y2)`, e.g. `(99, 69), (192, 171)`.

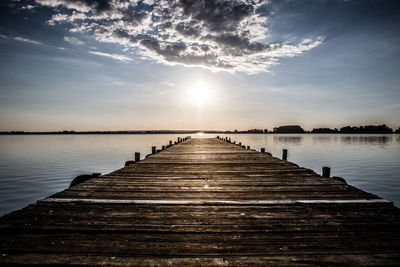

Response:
(2, 124), (398, 135)
(0, 131), (398, 135)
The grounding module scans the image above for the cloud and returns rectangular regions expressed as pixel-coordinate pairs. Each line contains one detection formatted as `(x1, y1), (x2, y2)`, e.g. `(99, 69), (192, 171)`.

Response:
(0, 34), (43, 45)
(88, 51), (132, 62)
(13, 36), (43, 45)
(20, 5), (36, 10)
(64, 36), (86, 46)
(32, 0), (323, 73)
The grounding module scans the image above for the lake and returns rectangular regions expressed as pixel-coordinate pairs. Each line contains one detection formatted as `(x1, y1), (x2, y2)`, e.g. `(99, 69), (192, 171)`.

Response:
(0, 133), (399, 216)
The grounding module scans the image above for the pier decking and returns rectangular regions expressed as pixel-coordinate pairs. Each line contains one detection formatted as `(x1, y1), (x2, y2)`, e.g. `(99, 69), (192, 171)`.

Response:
(1, 137), (399, 266)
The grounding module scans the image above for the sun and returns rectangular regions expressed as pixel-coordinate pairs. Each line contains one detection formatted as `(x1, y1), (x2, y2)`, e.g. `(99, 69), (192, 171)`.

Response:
(189, 81), (213, 106)
(179, 76), (218, 108)
(192, 83), (209, 104)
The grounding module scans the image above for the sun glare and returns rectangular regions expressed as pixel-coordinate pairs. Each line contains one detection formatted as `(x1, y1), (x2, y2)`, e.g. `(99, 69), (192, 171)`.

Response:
(193, 84), (208, 103)
(189, 80), (213, 106)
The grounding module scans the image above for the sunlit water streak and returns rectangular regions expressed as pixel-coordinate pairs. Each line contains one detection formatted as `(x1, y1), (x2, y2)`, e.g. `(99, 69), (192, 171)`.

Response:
(0, 133), (399, 216)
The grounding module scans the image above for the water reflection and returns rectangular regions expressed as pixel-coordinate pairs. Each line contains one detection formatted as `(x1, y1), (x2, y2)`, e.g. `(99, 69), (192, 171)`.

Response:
(311, 135), (334, 144)
(340, 135), (391, 146)
(273, 135), (303, 145)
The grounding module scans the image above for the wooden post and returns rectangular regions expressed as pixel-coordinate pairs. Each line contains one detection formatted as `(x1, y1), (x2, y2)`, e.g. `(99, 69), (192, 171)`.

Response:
(282, 149), (288, 160)
(261, 148), (265, 153)
(239, 142), (242, 146)
(233, 141), (236, 144)
(247, 146), (250, 149)
(135, 152), (140, 162)
(322, 167), (331, 178)
(162, 145), (165, 150)
(169, 140), (172, 146)
(152, 146), (156, 154)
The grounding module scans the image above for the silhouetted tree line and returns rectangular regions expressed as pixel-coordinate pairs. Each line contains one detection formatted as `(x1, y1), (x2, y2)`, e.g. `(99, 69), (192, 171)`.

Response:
(273, 125), (305, 133)
(271, 124), (394, 134)
(338, 125), (393, 134)
(311, 128), (339, 133)
(1, 125), (399, 135)
(240, 124), (397, 134)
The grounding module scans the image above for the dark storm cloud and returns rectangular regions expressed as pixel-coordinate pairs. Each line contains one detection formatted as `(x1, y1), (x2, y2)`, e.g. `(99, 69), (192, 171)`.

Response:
(29, 0), (323, 73)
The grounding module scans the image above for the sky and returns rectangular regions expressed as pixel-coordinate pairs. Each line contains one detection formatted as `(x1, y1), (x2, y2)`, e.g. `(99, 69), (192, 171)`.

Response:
(0, 0), (399, 131)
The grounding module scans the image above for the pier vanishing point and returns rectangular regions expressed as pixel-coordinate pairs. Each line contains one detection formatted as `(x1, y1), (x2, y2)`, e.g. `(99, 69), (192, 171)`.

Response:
(1, 137), (400, 266)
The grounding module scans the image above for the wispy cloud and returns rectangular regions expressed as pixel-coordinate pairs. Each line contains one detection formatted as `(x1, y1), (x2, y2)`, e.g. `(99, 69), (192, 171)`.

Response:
(88, 51), (132, 63)
(64, 36), (86, 46)
(0, 34), (43, 45)
(31, 0), (323, 73)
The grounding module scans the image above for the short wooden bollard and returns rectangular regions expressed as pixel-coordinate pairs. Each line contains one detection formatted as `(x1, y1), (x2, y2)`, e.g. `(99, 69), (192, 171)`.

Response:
(282, 149), (288, 160)
(247, 146), (250, 149)
(261, 148), (265, 153)
(135, 152), (140, 162)
(322, 167), (331, 178)
(233, 141), (236, 144)
(152, 146), (156, 154)
(162, 145), (166, 150)
(239, 142), (242, 146)
(169, 140), (173, 146)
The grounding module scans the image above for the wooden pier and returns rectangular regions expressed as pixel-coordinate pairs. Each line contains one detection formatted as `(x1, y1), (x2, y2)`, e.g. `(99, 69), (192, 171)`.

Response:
(1, 137), (399, 266)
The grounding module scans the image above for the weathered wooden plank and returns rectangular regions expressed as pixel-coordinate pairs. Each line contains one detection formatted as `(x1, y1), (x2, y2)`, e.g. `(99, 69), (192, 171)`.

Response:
(1, 253), (400, 267)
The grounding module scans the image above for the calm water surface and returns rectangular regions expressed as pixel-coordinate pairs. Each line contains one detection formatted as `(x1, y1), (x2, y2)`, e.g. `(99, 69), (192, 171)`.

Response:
(0, 133), (399, 215)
